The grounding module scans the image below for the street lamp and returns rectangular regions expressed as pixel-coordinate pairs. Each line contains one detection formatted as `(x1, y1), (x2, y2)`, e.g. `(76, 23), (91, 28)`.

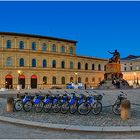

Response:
(133, 72), (136, 84)
(17, 70), (21, 85)
(75, 72), (78, 84)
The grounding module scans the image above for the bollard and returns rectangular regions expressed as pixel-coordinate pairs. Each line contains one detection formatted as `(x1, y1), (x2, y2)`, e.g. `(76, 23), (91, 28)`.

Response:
(6, 97), (14, 112)
(121, 99), (131, 120)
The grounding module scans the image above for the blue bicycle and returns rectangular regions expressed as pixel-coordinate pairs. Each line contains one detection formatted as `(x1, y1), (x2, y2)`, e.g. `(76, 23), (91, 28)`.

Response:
(23, 94), (44, 112)
(14, 92), (31, 111)
(51, 94), (62, 113)
(43, 94), (53, 113)
(60, 93), (70, 114)
(78, 91), (103, 115)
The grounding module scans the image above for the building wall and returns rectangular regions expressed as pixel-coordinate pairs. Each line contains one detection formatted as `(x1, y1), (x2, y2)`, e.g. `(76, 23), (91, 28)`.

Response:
(121, 59), (140, 85)
(0, 34), (107, 89)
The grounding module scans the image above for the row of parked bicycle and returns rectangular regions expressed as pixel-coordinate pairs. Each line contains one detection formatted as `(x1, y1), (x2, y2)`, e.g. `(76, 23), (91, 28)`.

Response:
(13, 90), (127, 115)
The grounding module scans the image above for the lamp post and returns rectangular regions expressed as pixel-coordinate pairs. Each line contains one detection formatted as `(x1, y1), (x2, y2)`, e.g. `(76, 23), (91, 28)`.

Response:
(133, 72), (137, 88)
(75, 72), (78, 84)
(133, 72), (136, 84)
(17, 70), (21, 85)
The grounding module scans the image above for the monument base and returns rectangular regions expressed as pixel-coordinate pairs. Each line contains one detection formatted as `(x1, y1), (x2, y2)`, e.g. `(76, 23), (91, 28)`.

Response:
(97, 62), (129, 89)
(97, 79), (129, 90)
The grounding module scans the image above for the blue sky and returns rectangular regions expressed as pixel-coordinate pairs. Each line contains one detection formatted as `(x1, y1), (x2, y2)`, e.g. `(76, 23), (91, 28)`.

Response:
(0, 1), (140, 58)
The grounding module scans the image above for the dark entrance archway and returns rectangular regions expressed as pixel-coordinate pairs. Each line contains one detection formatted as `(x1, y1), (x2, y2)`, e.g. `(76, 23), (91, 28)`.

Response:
(31, 75), (37, 88)
(5, 75), (13, 89)
(19, 75), (25, 89)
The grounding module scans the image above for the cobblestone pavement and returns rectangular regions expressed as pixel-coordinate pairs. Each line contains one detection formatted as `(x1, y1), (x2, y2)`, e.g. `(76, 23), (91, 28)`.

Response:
(0, 121), (140, 139)
(0, 89), (140, 127)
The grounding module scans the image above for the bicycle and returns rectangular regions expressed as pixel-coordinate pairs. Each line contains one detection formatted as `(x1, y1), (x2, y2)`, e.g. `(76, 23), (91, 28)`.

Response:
(14, 92), (31, 111)
(77, 91), (104, 115)
(43, 93), (53, 113)
(112, 91), (127, 115)
(23, 94), (43, 112)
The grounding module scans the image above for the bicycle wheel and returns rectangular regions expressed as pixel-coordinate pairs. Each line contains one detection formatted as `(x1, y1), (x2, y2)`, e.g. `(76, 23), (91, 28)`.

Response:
(112, 103), (121, 115)
(14, 99), (23, 111)
(23, 101), (33, 112)
(91, 101), (102, 115)
(52, 103), (61, 113)
(69, 103), (77, 114)
(43, 102), (52, 113)
(78, 102), (91, 115)
(61, 102), (69, 114)
(34, 101), (44, 113)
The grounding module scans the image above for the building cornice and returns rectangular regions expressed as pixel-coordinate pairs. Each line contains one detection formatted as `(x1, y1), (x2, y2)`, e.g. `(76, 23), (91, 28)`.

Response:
(0, 32), (77, 44)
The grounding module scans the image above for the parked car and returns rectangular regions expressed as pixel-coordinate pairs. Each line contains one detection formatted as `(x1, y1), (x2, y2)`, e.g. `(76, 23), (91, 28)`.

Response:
(66, 83), (83, 89)
(66, 83), (74, 89)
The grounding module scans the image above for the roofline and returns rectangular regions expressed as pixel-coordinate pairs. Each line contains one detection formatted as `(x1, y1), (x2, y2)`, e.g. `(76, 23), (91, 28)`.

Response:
(0, 32), (77, 43)
(77, 55), (108, 61)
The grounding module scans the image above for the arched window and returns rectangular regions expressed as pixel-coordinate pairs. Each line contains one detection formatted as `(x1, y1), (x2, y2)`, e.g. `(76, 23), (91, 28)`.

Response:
(52, 44), (56, 52)
(42, 43), (47, 51)
(52, 76), (56, 84)
(70, 47), (73, 54)
(98, 64), (101, 71)
(6, 40), (11, 49)
(78, 62), (81, 69)
(61, 46), (65, 53)
(19, 41), (24, 49)
(85, 77), (88, 83)
(85, 63), (88, 70)
(104, 65), (106, 71)
(43, 76), (47, 84)
(32, 42), (36, 50)
(61, 77), (65, 84)
(70, 61), (73, 69)
(92, 64), (95, 70)
(43, 59), (47, 68)
(78, 77), (81, 83)
(6, 57), (12, 66)
(32, 59), (36, 67)
(61, 61), (65, 68)
(70, 77), (73, 83)
(92, 77), (95, 83)
(19, 58), (24, 67)
(52, 60), (56, 68)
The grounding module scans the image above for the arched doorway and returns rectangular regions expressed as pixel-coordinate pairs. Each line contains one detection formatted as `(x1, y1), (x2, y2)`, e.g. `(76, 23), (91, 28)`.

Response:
(19, 75), (25, 89)
(5, 75), (13, 89)
(31, 75), (37, 88)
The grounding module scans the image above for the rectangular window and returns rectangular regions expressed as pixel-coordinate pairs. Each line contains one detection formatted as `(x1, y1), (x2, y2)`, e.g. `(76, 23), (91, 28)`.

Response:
(130, 66), (133, 71)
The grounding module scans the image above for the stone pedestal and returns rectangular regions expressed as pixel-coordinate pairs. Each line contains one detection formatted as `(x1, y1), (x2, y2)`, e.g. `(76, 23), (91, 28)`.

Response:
(121, 100), (131, 120)
(97, 62), (129, 89)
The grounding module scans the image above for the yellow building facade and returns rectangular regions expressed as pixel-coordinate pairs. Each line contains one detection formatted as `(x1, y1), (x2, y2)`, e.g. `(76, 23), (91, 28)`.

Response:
(121, 55), (140, 86)
(0, 32), (107, 89)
